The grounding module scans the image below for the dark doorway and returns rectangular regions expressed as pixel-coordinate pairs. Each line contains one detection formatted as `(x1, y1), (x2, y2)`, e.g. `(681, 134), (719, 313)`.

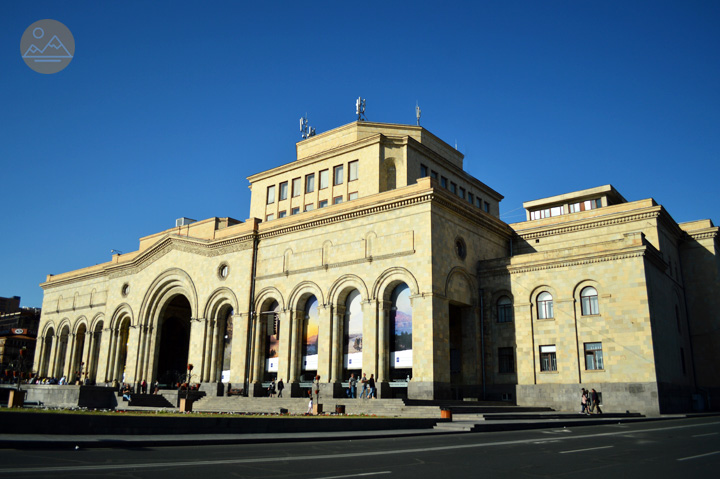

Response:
(449, 303), (464, 399)
(156, 295), (191, 386)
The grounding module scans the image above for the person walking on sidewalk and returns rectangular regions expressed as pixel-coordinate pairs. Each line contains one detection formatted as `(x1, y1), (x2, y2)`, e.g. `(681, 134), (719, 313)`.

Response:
(580, 388), (589, 415)
(359, 373), (368, 399)
(277, 378), (284, 398)
(368, 374), (376, 399)
(590, 388), (603, 414)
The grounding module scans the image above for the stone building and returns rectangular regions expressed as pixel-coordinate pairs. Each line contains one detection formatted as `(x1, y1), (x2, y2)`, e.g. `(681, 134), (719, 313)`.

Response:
(0, 297), (40, 380)
(32, 121), (719, 413)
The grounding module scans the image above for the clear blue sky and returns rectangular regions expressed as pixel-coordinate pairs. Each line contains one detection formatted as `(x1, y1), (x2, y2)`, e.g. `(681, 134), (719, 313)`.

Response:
(2, 1), (719, 308)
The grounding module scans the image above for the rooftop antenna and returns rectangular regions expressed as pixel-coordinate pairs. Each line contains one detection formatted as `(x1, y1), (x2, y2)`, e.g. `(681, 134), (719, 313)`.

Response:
(356, 97), (366, 121)
(110, 249), (123, 255)
(299, 114), (316, 140)
(415, 101), (421, 126)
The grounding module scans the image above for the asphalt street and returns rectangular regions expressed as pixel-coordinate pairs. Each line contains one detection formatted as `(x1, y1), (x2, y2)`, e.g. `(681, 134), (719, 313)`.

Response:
(0, 416), (718, 478)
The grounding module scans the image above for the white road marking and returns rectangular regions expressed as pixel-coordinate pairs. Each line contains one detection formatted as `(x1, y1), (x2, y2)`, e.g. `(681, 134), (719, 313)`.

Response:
(314, 472), (391, 479)
(692, 432), (718, 438)
(1, 420), (719, 474)
(677, 450), (720, 461)
(559, 445), (614, 454)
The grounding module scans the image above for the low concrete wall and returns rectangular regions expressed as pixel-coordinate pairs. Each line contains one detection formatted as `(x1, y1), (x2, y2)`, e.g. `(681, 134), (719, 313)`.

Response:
(516, 382), (661, 415)
(1, 385), (119, 409)
(0, 410), (441, 435)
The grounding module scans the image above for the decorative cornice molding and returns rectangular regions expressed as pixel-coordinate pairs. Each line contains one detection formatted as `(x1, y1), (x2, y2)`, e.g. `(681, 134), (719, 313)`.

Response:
(514, 210), (661, 240)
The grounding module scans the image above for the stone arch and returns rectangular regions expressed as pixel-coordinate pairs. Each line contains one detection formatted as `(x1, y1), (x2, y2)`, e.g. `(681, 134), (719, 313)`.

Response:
(87, 313), (105, 384)
(205, 287), (239, 321)
(110, 303), (134, 331)
(288, 281), (325, 311)
(72, 316), (89, 335)
(38, 322), (57, 377)
(444, 266), (477, 306)
(139, 268), (199, 329)
(491, 289), (515, 323)
(201, 287), (239, 383)
(328, 274), (369, 307)
(255, 286), (285, 313)
(372, 267), (420, 302)
(530, 285), (558, 321)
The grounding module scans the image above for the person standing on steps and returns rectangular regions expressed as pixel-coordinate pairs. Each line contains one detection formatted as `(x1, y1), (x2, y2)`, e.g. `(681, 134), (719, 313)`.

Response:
(277, 378), (284, 398)
(360, 373), (368, 399)
(368, 374), (376, 399)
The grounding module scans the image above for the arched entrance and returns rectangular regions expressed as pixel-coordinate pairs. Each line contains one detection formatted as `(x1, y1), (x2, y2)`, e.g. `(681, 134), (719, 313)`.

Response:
(155, 295), (192, 386)
(40, 328), (54, 377)
(71, 324), (87, 383)
(88, 321), (103, 384)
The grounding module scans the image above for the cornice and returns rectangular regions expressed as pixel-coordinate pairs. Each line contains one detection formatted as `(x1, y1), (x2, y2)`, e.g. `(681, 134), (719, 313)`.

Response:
(514, 209), (662, 240)
(433, 190), (514, 239)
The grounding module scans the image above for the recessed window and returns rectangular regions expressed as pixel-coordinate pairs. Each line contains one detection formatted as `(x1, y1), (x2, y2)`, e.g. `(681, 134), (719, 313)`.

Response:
(266, 213), (275, 221)
(304, 204), (314, 212)
(266, 185), (276, 204)
(279, 182), (288, 201)
(319, 169), (329, 189)
(334, 165), (344, 186)
(291, 207), (300, 215)
(319, 199), (328, 208)
(537, 292), (554, 319)
(441, 176), (448, 188)
(278, 210), (287, 218)
(306, 173), (315, 193)
(348, 160), (359, 181)
(450, 182), (457, 194)
(580, 287), (599, 315)
(540, 345), (557, 372)
(497, 296), (513, 323)
(454, 237), (466, 259)
(431, 170), (438, 180)
(459, 187), (465, 199)
(584, 342), (604, 370)
(333, 196), (343, 205)
(217, 263), (229, 280)
(121, 283), (130, 297)
(484, 202), (490, 213)
(570, 199), (602, 213)
(498, 347), (515, 373)
(468, 192), (474, 204)
(476, 197), (482, 208)
(349, 192), (359, 200)
(420, 164), (428, 177)
(292, 178), (301, 197)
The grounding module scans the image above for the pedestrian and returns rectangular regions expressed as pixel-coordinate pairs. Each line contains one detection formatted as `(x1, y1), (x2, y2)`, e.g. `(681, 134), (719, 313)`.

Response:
(307, 391), (314, 414)
(277, 378), (284, 398)
(347, 373), (357, 398)
(368, 374), (376, 399)
(141, 379), (147, 394)
(360, 373), (368, 399)
(580, 388), (589, 415)
(268, 379), (276, 397)
(590, 388), (602, 414)
(153, 380), (159, 394)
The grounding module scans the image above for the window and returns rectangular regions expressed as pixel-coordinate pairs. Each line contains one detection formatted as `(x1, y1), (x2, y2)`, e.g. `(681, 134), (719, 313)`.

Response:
(468, 192), (474, 204)
(292, 177), (301, 197)
(266, 185), (275, 204)
(265, 213), (275, 221)
(291, 207), (300, 215)
(570, 199), (602, 213)
(497, 296), (513, 323)
(441, 176), (448, 188)
(306, 173), (315, 193)
(420, 164), (428, 177)
(304, 204), (314, 212)
(450, 182), (457, 194)
(431, 170), (438, 180)
(459, 187), (465, 199)
(278, 210), (287, 218)
(537, 292), (554, 319)
(484, 202), (490, 213)
(476, 197), (481, 208)
(539, 345), (557, 372)
(348, 160), (359, 181)
(584, 342), (604, 370)
(334, 165), (344, 185)
(349, 192), (359, 200)
(498, 347), (515, 373)
(279, 182), (288, 201)
(319, 199), (328, 208)
(319, 169), (329, 189)
(580, 287), (599, 315)
(333, 195), (343, 205)
(531, 207), (562, 219)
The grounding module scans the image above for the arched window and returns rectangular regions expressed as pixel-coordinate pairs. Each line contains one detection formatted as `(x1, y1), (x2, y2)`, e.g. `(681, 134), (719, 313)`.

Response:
(537, 292), (554, 319)
(343, 290), (363, 370)
(302, 296), (319, 373)
(497, 296), (513, 323)
(580, 287), (599, 315)
(390, 283), (412, 369)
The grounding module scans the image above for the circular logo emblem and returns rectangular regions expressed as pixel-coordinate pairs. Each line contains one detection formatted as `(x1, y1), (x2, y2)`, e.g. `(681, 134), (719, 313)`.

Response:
(20, 19), (74, 74)
(14, 329), (24, 334)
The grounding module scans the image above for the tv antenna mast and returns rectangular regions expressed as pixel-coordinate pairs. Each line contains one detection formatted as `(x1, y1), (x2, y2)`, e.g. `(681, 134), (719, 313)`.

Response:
(415, 101), (421, 126)
(356, 97), (367, 121)
(299, 114), (316, 140)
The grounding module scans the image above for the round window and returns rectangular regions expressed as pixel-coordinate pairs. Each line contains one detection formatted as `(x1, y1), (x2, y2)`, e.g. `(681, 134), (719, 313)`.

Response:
(455, 237), (467, 260)
(121, 283), (130, 297)
(218, 263), (229, 279)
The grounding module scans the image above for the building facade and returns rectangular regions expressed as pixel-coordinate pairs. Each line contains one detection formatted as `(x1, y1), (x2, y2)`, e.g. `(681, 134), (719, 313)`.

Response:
(33, 121), (720, 413)
(0, 297), (40, 382)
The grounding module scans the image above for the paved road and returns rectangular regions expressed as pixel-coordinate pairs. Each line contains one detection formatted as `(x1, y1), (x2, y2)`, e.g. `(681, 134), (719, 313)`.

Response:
(0, 416), (718, 478)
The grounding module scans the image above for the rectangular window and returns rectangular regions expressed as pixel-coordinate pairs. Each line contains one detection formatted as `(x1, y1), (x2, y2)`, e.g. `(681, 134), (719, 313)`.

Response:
(306, 173), (315, 193)
(550, 206), (563, 216)
(459, 187), (465, 199)
(348, 160), (359, 181)
(304, 203), (314, 212)
(468, 192), (474, 204)
(334, 165), (344, 185)
(441, 176), (448, 188)
(278, 210), (287, 218)
(420, 164), (429, 177)
(595, 198), (602, 208)
(319, 199), (328, 208)
(291, 207), (300, 215)
(450, 182), (457, 194)
(265, 213), (275, 221)
(292, 177), (301, 197)
(539, 345), (557, 372)
(319, 169), (329, 189)
(279, 182), (288, 201)
(584, 342), (604, 370)
(431, 170), (439, 180)
(498, 347), (515, 373)
(333, 195), (343, 205)
(476, 197), (482, 208)
(484, 202), (490, 213)
(266, 185), (275, 204)
(349, 192), (359, 200)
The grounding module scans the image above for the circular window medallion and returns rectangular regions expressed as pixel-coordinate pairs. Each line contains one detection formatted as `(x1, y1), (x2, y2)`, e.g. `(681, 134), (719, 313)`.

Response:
(121, 283), (130, 297)
(218, 263), (229, 280)
(454, 237), (467, 260)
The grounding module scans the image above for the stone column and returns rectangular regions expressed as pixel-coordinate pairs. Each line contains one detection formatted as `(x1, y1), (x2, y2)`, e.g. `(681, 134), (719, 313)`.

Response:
(330, 306), (344, 383)
(288, 310), (302, 384)
(209, 319), (220, 382)
(277, 310), (292, 385)
(378, 301), (390, 383)
(252, 314), (264, 383)
(361, 300), (378, 379)
(317, 304), (332, 382)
